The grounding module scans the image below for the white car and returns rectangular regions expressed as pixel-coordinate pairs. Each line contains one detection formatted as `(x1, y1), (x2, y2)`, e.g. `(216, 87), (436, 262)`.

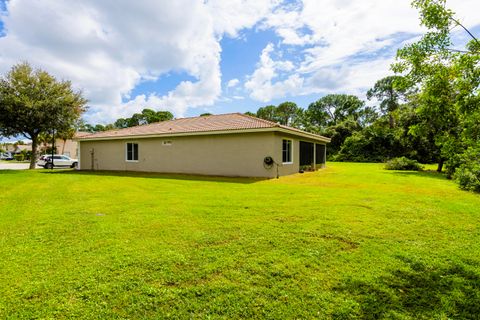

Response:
(0, 152), (14, 160)
(37, 155), (78, 169)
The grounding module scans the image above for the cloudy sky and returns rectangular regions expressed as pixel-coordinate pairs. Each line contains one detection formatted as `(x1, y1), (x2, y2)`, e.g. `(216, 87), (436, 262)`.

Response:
(0, 0), (479, 124)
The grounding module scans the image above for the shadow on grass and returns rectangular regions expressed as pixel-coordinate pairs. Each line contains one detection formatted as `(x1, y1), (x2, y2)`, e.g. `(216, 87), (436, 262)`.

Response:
(335, 256), (480, 319)
(0, 170), (24, 174)
(39, 169), (266, 184)
(390, 170), (448, 181)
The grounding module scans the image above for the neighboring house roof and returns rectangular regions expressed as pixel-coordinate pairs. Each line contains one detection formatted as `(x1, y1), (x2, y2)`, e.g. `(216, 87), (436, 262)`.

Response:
(4, 144), (32, 153)
(16, 145), (32, 152)
(77, 113), (331, 143)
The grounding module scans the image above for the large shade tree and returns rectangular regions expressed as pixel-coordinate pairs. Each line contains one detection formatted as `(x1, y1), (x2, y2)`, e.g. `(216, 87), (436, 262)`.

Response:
(276, 101), (302, 126)
(256, 102), (303, 127)
(393, 0), (480, 173)
(0, 63), (87, 169)
(307, 94), (366, 129)
(367, 76), (409, 129)
(256, 105), (279, 123)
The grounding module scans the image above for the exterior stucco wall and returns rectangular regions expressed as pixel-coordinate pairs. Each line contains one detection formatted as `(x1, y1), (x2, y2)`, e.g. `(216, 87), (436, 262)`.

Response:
(273, 133), (300, 176)
(56, 139), (79, 158)
(273, 132), (327, 176)
(79, 132), (279, 178)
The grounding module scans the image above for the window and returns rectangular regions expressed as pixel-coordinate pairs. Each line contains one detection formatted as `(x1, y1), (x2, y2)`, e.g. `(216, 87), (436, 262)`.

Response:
(126, 143), (139, 161)
(282, 139), (292, 164)
(162, 140), (172, 146)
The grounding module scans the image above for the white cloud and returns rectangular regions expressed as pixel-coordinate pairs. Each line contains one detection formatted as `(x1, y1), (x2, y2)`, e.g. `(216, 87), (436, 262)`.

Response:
(206, 0), (279, 37)
(227, 78), (240, 88)
(0, 0), (278, 123)
(244, 0), (480, 103)
(304, 57), (395, 98)
(245, 0), (424, 99)
(244, 43), (301, 101)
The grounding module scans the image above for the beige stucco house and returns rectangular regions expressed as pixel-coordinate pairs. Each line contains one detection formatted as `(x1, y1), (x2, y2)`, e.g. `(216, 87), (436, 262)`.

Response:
(76, 113), (330, 178)
(5, 144), (32, 154)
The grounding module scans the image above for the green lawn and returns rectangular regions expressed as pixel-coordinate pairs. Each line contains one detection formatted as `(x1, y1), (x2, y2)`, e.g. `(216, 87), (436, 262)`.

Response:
(1, 163), (479, 319)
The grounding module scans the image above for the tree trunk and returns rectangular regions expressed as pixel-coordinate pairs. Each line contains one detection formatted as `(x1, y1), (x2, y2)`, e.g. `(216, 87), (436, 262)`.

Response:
(437, 159), (444, 173)
(30, 135), (38, 169)
(389, 114), (395, 129)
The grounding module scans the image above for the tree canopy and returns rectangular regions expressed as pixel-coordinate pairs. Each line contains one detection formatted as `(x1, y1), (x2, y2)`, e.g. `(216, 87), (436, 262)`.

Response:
(393, 0), (480, 173)
(256, 102), (302, 126)
(367, 76), (409, 128)
(307, 94), (366, 128)
(0, 62), (87, 168)
(80, 109), (174, 132)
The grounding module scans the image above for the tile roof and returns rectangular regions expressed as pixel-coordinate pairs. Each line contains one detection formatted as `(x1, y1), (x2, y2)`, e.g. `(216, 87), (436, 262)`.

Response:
(74, 131), (93, 138)
(16, 145), (32, 151)
(78, 113), (330, 142)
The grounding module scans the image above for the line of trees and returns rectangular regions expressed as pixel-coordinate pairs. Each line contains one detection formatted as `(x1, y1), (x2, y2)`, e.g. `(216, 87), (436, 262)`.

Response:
(245, 92), (425, 162)
(79, 111), (217, 133)
(78, 108), (174, 132)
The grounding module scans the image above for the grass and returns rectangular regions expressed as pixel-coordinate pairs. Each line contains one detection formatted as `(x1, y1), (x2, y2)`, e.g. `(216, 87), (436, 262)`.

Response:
(0, 163), (479, 319)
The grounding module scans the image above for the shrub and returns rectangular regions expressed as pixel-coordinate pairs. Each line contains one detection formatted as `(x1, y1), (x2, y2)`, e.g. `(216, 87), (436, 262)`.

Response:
(453, 148), (480, 192)
(299, 165), (314, 172)
(336, 124), (404, 162)
(20, 150), (31, 161)
(385, 157), (423, 171)
(14, 154), (25, 161)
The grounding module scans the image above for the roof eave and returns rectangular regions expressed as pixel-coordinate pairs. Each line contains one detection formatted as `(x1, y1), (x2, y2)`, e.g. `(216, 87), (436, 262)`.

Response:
(276, 127), (331, 143)
(76, 127), (331, 143)
(75, 127), (274, 141)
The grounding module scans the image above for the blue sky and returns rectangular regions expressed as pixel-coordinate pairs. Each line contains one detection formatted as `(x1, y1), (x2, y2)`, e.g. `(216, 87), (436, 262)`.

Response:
(0, 0), (479, 131)
(130, 28), (282, 116)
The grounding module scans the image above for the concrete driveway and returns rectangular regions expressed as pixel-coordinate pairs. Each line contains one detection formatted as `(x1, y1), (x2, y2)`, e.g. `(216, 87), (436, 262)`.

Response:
(0, 162), (40, 170)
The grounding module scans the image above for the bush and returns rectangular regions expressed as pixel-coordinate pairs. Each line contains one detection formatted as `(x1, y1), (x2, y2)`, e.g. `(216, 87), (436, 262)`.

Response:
(335, 124), (404, 162)
(14, 154), (25, 161)
(299, 165), (314, 172)
(385, 157), (423, 171)
(453, 148), (480, 192)
(20, 150), (31, 161)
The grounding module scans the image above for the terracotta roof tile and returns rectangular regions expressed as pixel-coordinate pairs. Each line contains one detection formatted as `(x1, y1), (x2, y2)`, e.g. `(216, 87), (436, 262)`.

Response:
(74, 131), (92, 138)
(78, 113), (330, 142)
(73, 131), (93, 140)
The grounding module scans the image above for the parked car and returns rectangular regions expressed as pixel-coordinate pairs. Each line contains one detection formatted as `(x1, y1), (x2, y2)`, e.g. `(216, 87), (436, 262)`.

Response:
(0, 152), (14, 160)
(37, 155), (78, 169)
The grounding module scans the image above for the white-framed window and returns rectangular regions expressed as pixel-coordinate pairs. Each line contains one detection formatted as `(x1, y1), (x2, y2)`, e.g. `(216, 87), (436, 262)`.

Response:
(282, 139), (293, 164)
(162, 140), (172, 146)
(126, 142), (139, 162)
